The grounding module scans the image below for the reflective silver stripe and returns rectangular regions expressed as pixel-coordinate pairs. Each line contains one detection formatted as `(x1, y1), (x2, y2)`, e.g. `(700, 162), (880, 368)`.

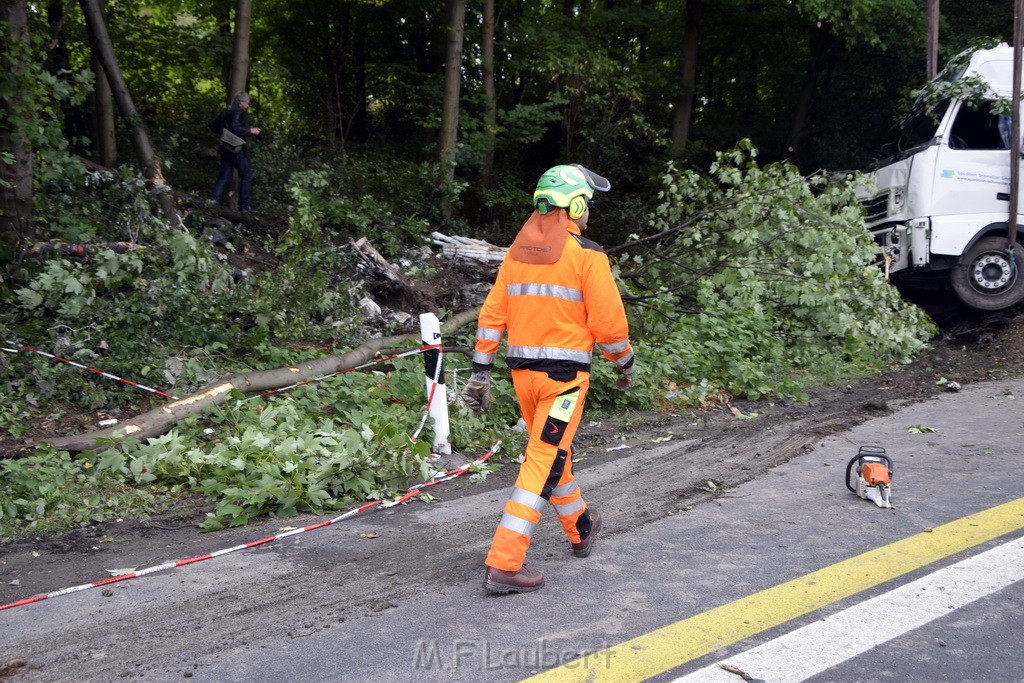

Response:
(498, 512), (536, 537)
(553, 497), (584, 517)
(614, 351), (635, 368)
(507, 283), (584, 302)
(598, 339), (631, 354)
(507, 346), (592, 364)
(511, 487), (547, 512)
(551, 481), (578, 498)
(477, 327), (502, 342)
(473, 351), (496, 365)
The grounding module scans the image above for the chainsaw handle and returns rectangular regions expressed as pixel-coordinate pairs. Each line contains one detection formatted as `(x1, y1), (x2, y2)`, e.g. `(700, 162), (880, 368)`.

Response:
(846, 446), (893, 493)
(845, 456), (860, 493)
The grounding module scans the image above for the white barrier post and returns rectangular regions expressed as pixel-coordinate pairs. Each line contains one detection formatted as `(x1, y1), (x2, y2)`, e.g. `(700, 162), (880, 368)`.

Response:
(419, 313), (452, 456)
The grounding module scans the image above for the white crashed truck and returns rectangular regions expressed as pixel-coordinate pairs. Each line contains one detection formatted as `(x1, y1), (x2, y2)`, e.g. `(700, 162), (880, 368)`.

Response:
(857, 44), (1024, 311)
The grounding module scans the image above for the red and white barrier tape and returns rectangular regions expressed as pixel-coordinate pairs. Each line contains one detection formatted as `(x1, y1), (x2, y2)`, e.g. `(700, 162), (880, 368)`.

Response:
(0, 440), (501, 612)
(6, 341), (445, 406)
(6, 340), (180, 400)
(1, 340), (471, 613)
(410, 343), (445, 444)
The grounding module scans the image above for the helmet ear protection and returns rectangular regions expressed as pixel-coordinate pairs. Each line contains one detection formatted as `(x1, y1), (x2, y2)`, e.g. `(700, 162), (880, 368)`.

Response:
(533, 164), (610, 218)
(567, 195), (587, 220)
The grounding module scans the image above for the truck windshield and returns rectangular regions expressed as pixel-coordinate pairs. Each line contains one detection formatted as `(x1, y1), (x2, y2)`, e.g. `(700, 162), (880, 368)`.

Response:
(900, 100), (950, 150)
(871, 99), (950, 167)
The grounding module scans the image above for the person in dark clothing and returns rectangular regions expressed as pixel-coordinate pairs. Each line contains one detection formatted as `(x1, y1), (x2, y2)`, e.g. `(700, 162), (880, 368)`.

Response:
(210, 92), (261, 212)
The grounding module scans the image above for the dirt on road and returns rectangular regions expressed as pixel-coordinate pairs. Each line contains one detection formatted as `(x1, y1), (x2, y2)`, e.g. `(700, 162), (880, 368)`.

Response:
(2, 300), (1023, 679)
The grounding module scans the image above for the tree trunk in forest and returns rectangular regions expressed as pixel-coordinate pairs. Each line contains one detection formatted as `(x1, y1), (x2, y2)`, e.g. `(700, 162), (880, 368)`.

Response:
(351, 27), (368, 142)
(221, 0), (253, 206)
(636, 0), (654, 62)
(438, 0), (466, 217)
(0, 0), (33, 262)
(46, 1), (88, 157)
(481, 0), (497, 189)
(670, 0), (703, 154)
(90, 53), (117, 166)
(226, 0), (252, 101)
(786, 22), (835, 163)
(88, 0), (116, 166)
(214, 0), (232, 88)
(42, 309), (481, 452)
(323, 5), (351, 149)
(80, 0), (180, 227)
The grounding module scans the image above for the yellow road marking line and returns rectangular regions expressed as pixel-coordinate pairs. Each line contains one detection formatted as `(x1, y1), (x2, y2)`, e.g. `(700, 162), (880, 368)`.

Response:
(522, 496), (1024, 683)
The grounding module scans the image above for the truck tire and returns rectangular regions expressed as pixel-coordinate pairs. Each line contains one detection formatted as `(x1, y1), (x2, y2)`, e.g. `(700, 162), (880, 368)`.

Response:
(950, 236), (1024, 311)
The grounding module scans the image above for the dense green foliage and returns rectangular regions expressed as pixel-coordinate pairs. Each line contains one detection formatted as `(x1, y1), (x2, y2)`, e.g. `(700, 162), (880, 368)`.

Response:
(0, 142), (933, 538)
(596, 143), (935, 410)
(1, 360), (516, 535)
(3, 1), (1017, 234)
(1, 0), (996, 538)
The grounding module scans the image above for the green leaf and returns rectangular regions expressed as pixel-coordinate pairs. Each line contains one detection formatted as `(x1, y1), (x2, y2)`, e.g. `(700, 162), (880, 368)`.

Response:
(16, 288), (43, 309)
(907, 424), (937, 434)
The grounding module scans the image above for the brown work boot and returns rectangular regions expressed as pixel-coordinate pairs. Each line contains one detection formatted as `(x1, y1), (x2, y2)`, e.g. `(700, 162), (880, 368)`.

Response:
(483, 565), (545, 594)
(571, 509), (603, 558)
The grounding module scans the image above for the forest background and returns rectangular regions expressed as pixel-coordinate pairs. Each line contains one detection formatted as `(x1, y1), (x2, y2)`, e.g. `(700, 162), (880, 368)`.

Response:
(0, 0), (1010, 537)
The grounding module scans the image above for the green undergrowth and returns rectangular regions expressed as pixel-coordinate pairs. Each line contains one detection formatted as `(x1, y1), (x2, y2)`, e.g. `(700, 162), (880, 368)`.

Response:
(0, 448), (179, 541)
(584, 143), (935, 411)
(1, 142), (936, 540)
(0, 357), (520, 540)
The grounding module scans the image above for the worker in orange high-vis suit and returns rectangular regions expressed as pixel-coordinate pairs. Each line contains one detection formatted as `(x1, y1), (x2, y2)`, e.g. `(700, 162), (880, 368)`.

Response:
(462, 164), (636, 594)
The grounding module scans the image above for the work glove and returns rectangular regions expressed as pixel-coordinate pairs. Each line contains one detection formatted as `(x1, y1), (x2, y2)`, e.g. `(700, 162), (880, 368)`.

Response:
(614, 364), (636, 391)
(462, 371), (492, 415)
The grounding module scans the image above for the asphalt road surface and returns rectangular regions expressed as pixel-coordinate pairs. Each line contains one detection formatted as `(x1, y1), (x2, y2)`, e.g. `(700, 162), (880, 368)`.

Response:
(4, 376), (1024, 683)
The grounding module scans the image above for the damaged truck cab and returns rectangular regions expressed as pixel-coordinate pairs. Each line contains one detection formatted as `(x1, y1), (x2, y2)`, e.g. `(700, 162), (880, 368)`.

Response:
(857, 44), (1024, 311)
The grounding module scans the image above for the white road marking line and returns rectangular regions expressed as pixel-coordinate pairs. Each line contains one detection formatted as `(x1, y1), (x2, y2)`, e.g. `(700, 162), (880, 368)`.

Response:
(672, 535), (1024, 683)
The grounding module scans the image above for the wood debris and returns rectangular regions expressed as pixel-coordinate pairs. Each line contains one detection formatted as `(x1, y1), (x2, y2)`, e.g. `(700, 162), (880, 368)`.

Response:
(430, 232), (506, 265)
(352, 237), (407, 289)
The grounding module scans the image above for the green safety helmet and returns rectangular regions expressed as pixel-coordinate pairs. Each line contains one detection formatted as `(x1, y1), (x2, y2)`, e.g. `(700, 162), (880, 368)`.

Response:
(533, 164), (611, 219)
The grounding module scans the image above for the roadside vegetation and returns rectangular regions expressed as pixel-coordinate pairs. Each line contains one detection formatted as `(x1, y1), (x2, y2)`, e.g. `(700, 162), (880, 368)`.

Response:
(1, 0), (973, 540)
(0, 138), (934, 538)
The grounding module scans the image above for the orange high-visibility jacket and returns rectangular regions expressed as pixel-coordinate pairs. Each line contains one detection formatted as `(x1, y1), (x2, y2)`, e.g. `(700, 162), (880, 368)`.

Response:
(473, 210), (634, 375)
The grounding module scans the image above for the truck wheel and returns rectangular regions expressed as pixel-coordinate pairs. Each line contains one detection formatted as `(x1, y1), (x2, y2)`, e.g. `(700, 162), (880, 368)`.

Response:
(950, 236), (1024, 311)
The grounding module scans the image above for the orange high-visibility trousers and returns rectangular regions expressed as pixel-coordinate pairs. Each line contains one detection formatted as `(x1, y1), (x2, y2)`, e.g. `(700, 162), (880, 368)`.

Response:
(485, 368), (596, 572)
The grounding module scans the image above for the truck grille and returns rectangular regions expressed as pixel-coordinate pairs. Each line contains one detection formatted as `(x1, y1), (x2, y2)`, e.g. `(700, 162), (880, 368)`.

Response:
(859, 192), (890, 224)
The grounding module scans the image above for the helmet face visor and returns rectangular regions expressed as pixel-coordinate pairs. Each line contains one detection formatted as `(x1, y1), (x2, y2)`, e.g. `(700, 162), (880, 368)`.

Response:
(572, 164), (611, 193)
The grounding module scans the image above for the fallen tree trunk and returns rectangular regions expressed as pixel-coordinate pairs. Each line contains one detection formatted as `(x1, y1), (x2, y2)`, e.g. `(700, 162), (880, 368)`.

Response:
(28, 241), (144, 257)
(43, 308), (480, 453)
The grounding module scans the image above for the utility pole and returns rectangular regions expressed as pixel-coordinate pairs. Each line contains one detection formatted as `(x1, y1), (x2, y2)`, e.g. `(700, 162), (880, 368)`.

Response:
(927, 0), (939, 80)
(1009, 0), (1024, 248)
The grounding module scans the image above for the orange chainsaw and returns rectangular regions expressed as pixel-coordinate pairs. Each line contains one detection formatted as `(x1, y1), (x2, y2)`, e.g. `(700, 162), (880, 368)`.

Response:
(845, 446), (893, 508)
